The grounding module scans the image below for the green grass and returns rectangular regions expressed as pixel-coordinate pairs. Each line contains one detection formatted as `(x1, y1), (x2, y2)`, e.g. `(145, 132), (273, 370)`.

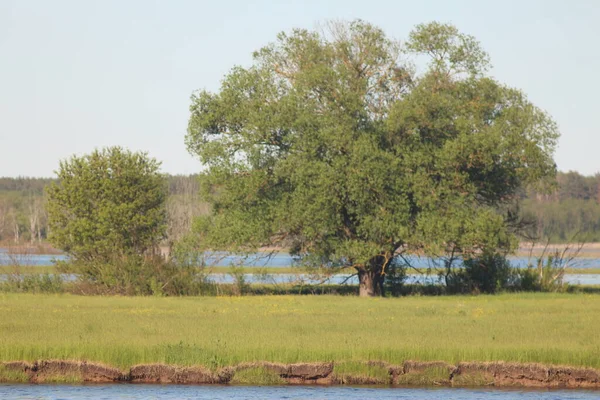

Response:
(0, 365), (29, 383)
(566, 268), (600, 275)
(0, 266), (58, 274)
(230, 367), (287, 385)
(397, 366), (450, 386)
(332, 361), (390, 383)
(39, 372), (83, 384)
(0, 293), (599, 371)
(451, 371), (493, 386)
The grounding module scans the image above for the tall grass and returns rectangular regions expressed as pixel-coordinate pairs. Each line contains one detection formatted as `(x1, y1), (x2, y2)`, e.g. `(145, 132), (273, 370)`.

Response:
(0, 293), (598, 370)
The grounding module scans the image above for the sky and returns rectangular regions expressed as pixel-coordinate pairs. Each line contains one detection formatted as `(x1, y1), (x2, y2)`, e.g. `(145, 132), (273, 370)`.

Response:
(0, 0), (599, 177)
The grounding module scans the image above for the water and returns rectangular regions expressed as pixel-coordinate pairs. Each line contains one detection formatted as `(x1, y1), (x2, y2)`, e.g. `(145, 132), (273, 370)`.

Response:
(206, 273), (443, 285)
(2, 272), (600, 285)
(2, 249), (600, 286)
(0, 385), (598, 400)
(2, 250), (600, 270)
(563, 274), (600, 285)
(207, 273), (600, 286)
(0, 252), (67, 266)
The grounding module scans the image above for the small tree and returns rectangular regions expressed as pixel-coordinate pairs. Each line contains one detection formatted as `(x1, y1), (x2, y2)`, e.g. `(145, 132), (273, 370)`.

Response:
(186, 21), (558, 297)
(46, 147), (167, 264)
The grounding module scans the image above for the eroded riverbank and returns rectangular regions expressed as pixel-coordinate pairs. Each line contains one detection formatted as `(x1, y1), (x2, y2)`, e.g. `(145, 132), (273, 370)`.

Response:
(2, 360), (600, 388)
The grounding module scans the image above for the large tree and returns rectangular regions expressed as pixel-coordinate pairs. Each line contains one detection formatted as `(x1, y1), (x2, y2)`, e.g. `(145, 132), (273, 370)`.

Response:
(46, 147), (167, 263)
(186, 21), (558, 296)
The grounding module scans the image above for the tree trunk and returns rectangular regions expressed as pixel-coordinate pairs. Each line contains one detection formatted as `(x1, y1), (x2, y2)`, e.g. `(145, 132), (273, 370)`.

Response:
(358, 268), (385, 297)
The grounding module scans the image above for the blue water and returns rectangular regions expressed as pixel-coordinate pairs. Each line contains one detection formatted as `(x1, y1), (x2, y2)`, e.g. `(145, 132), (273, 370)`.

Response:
(2, 272), (600, 285)
(1, 250), (599, 269)
(2, 249), (600, 285)
(0, 384), (598, 400)
(0, 250), (67, 266)
(206, 273), (600, 286)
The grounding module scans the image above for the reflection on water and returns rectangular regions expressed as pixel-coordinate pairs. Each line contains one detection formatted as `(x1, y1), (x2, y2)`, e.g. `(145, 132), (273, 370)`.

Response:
(0, 384), (599, 400)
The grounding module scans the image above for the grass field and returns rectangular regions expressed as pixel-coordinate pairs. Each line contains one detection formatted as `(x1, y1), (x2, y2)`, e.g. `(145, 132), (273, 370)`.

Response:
(0, 293), (599, 370)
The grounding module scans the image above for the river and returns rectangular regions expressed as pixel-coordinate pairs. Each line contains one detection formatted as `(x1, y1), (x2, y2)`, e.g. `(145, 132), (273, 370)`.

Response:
(1, 384), (599, 400)
(3, 250), (600, 285)
(2, 250), (600, 269)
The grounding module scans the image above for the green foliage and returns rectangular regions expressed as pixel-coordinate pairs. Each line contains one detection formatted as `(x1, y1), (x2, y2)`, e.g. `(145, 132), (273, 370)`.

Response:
(186, 20), (558, 295)
(555, 171), (600, 201)
(2, 170), (595, 247)
(46, 147), (167, 262)
(42, 147), (191, 295)
(517, 252), (570, 292)
(446, 252), (516, 294)
(170, 230), (207, 268)
(228, 266), (250, 296)
(0, 273), (64, 294)
(521, 198), (600, 242)
(0, 177), (54, 193)
(56, 255), (211, 296)
(0, 175), (209, 245)
(407, 21), (490, 76)
(4, 170), (598, 247)
(384, 259), (407, 296)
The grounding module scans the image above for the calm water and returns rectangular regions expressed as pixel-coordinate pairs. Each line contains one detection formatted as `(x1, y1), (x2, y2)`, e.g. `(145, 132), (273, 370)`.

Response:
(206, 273), (600, 286)
(2, 272), (600, 285)
(2, 249), (600, 285)
(1, 250), (600, 269)
(1, 385), (599, 400)
(2, 248), (600, 285)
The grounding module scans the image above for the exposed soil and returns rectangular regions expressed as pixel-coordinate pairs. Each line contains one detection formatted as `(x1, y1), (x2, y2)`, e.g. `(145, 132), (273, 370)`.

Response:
(0, 360), (123, 383)
(2, 360), (599, 388)
(452, 361), (600, 388)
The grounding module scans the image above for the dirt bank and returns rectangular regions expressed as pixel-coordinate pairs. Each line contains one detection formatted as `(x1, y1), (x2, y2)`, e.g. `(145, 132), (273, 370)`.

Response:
(1, 360), (599, 388)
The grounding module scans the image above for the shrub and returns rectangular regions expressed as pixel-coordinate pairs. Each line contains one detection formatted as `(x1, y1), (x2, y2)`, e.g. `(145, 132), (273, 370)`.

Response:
(58, 255), (211, 296)
(446, 252), (516, 294)
(0, 273), (64, 294)
(517, 252), (569, 292)
(46, 147), (167, 264)
(385, 259), (407, 296)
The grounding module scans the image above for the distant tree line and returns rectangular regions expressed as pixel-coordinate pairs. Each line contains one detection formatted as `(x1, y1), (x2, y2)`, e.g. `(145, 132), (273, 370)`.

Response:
(522, 171), (600, 242)
(1, 172), (599, 246)
(0, 175), (209, 246)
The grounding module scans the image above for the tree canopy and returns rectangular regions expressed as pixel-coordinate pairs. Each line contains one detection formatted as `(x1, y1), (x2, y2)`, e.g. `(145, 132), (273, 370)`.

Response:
(186, 21), (559, 296)
(46, 147), (167, 262)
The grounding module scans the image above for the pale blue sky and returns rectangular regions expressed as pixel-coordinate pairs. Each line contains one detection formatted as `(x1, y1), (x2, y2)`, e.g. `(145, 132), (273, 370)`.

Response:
(1, 0), (599, 177)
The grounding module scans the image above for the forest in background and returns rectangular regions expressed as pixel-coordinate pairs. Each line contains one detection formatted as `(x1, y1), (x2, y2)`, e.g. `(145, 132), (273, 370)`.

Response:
(522, 171), (600, 242)
(0, 171), (599, 246)
(0, 175), (208, 247)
